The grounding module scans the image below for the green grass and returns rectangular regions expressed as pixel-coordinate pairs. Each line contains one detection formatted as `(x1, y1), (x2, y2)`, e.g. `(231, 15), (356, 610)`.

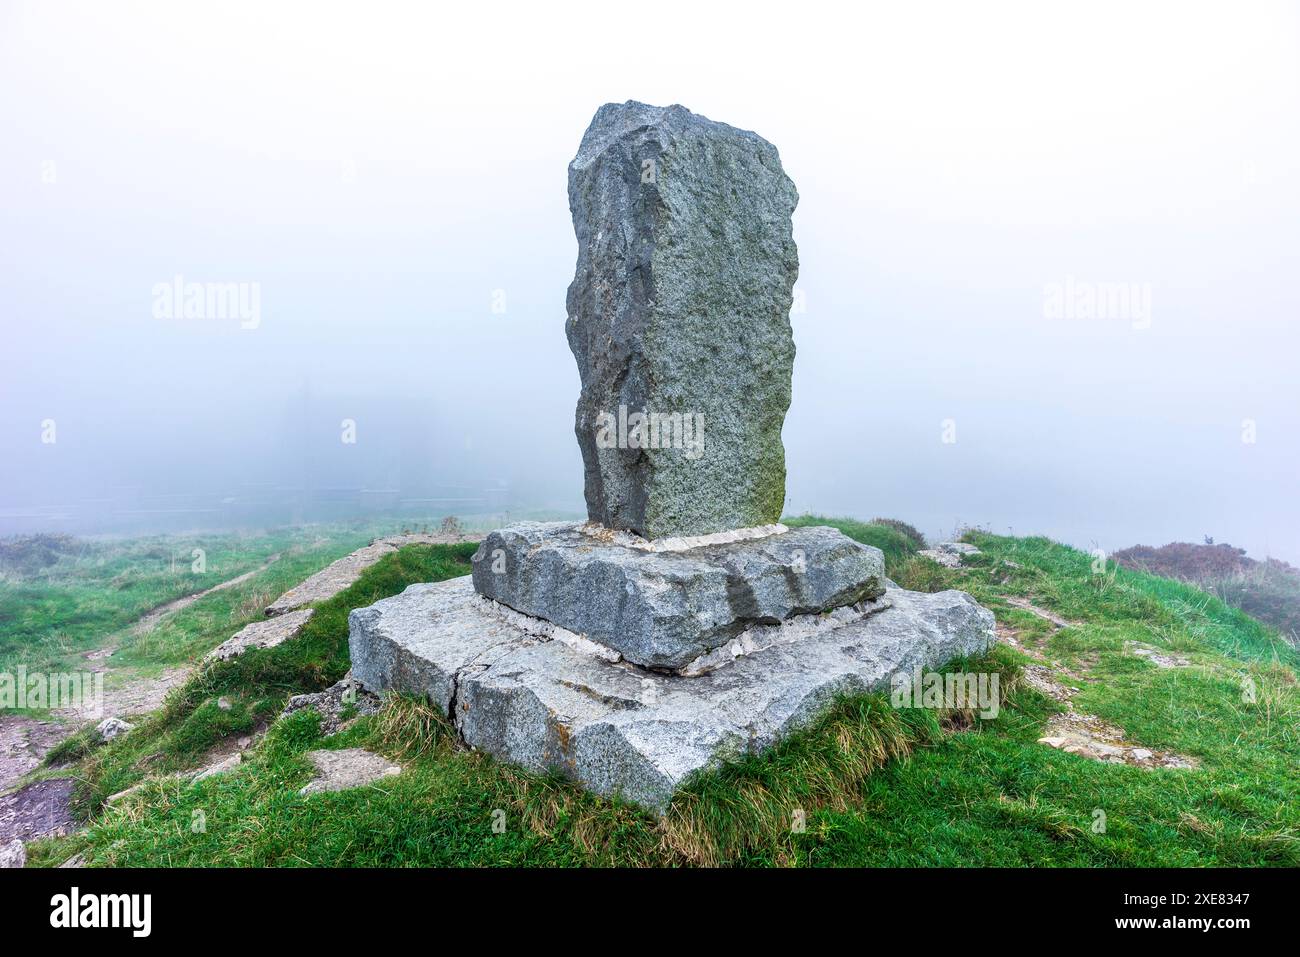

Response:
(0, 526), (386, 678)
(20, 520), (1300, 868)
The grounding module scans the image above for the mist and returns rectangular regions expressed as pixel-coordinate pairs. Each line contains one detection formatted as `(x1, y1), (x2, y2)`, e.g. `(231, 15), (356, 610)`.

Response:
(2, 0), (1297, 563)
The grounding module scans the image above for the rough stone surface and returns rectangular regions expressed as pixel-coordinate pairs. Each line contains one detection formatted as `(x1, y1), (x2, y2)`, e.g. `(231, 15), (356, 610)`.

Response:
(0, 838), (24, 869)
(566, 101), (799, 538)
(0, 715), (68, 793)
(205, 608), (315, 663)
(1037, 713), (1198, 769)
(191, 753), (242, 783)
(0, 778), (77, 843)
(281, 672), (382, 736)
(95, 717), (132, 741)
(350, 576), (994, 812)
(472, 521), (885, 669)
(298, 748), (401, 796)
(1124, 641), (1191, 669)
(919, 542), (982, 568)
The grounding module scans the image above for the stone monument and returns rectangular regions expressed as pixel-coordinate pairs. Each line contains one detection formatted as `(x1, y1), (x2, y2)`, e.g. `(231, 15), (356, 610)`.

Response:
(348, 102), (994, 812)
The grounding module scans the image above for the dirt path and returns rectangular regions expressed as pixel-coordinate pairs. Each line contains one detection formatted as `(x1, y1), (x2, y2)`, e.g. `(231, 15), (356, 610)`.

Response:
(995, 599), (1198, 769)
(131, 552), (281, 636)
(1, 555), (281, 801)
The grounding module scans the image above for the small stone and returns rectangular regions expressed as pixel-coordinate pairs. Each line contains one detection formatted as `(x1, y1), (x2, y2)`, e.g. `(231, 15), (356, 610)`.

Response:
(58, 853), (86, 869)
(918, 542), (982, 568)
(217, 697), (232, 711)
(95, 717), (133, 741)
(1130, 748), (1154, 761)
(192, 753), (241, 783)
(105, 781), (148, 805)
(297, 748), (401, 796)
(0, 839), (25, 869)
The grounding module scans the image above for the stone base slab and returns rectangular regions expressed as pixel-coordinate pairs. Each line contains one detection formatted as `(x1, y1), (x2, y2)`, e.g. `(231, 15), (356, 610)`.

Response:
(470, 521), (886, 670)
(349, 576), (994, 812)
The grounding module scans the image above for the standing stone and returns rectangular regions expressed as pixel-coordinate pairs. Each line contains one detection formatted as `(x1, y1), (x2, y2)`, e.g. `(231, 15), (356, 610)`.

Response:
(345, 101), (1000, 814)
(566, 101), (799, 539)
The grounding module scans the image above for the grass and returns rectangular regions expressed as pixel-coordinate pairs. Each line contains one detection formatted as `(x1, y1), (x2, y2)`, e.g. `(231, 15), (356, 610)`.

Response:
(0, 526), (385, 679)
(1114, 540), (1300, 649)
(17, 519), (1300, 868)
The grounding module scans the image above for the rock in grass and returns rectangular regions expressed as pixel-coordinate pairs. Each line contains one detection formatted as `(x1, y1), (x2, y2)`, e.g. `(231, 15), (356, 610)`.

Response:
(298, 748), (400, 796)
(191, 753), (241, 784)
(280, 672), (381, 736)
(566, 101), (799, 538)
(104, 781), (148, 806)
(95, 717), (132, 741)
(918, 542), (981, 568)
(0, 839), (25, 868)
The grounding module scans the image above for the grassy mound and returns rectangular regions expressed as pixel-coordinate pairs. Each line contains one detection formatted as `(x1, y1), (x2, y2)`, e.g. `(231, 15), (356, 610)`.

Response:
(1115, 541), (1300, 648)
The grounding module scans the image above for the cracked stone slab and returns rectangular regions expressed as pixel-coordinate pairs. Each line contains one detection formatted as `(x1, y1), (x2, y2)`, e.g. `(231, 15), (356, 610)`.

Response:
(471, 521), (885, 670)
(350, 576), (993, 812)
(205, 608), (315, 663)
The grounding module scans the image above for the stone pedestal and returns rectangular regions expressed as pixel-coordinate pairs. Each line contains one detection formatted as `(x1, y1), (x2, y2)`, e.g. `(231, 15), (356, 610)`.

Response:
(471, 521), (885, 670)
(350, 576), (993, 812)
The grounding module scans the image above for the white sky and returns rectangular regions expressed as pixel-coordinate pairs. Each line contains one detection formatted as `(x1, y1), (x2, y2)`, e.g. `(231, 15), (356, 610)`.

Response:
(2, 0), (1298, 560)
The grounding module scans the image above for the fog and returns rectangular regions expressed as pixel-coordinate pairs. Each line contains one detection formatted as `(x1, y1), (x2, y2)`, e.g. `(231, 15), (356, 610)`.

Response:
(2, 1), (1297, 562)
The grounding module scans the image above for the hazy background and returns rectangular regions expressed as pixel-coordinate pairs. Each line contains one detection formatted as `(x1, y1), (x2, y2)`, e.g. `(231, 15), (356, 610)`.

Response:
(2, 0), (1297, 561)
